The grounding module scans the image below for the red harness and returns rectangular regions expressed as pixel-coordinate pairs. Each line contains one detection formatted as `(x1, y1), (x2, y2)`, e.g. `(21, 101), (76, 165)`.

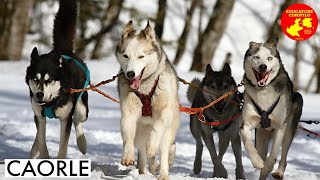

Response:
(133, 77), (159, 117)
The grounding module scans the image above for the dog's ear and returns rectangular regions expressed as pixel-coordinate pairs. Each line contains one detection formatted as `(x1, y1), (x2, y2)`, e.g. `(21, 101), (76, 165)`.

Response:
(122, 20), (135, 39)
(222, 63), (231, 75)
(140, 20), (156, 40)
(266, 37), (279, 47)
(31, 47), (39, 64)
(206, 64), (213, 73)
(249, 41), (260, 47)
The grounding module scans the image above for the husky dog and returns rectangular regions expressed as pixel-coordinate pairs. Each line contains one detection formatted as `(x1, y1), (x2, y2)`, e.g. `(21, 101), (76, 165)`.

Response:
(116, 21), (180, 180)
(240, 37), (303, 180)
(25, 0), (88, 159)
(187, 63), (245, 179)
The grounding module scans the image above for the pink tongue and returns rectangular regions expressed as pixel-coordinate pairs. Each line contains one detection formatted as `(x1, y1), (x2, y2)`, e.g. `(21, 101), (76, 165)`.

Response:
(130, 77), (141, 90)
(258, 73), (270, 86)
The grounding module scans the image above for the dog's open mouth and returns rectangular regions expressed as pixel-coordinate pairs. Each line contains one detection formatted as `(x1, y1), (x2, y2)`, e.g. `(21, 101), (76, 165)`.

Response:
(214, 100), (226, 114)
(253, 68), (271, 87)
(36, 101), (47, 105)
(210, 96), (226, 114)
(129, 68), (145, 90)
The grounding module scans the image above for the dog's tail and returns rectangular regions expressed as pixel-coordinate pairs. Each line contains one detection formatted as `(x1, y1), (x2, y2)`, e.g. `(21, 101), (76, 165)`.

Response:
(53, 0), (77, 51)
(186, 78), (201, 103)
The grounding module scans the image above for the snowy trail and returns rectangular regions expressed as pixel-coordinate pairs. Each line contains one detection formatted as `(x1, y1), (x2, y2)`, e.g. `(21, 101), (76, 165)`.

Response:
(0, 60), (319, 179)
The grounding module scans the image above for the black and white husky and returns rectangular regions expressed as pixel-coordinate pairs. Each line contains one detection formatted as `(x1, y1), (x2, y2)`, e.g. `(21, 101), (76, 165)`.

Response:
(25, 0), (89, 159)
(240, 37), (303, 180)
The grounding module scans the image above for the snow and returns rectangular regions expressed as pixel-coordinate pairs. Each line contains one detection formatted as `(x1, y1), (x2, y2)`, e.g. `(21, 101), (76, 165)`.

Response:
(1, 0), (320, 179)
(0, 59), (320, 180)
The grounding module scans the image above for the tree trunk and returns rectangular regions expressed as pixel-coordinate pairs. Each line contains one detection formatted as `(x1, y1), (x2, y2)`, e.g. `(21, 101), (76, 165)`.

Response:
(76, 0), (123, 57)
(190, 0), (235, 72)
(154, 0), (166, 39)
(6, 0), (33, 60)
(173, 0), (197, 65)
(316, 51), (320, 93)
(0, 0), (33, 60)
(293, 41), (300, 91)
(266, 0), (297, 40)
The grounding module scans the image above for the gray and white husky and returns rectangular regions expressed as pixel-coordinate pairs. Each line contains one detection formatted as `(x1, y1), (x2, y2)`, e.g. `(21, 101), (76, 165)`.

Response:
(187, 63), (245, 179)
(240, 37), (303, 180)
(25, 0), (88, 159)
(116, 21), (180, 180)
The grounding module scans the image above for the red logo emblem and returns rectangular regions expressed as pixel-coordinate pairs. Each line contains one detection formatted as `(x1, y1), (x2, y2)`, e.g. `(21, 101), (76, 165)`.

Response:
(281, 4), (318, 41)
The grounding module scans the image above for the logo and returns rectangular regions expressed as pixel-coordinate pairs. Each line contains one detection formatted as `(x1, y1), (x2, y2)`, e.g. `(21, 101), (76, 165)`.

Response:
(5, 159), (91, 178)
(281, 4), (318, 41)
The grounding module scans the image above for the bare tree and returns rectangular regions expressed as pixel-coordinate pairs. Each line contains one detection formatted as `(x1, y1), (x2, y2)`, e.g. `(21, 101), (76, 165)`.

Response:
(91, 0), (124, 59)
(154, 0), (167, 39)
(76, 0), (123, 57)
(0, 0), (34, 60)
(173, 0), (197, 65)
(266, 0), (297, 40)
(190, 0), (235, 72)
(293, 42), (300, 91)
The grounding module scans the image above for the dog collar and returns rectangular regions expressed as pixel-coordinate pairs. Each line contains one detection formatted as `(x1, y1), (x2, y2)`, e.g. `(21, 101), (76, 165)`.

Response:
(133, 76), (159, 117)
(43, 55), (90, 119)
(250, 96), (280, 128)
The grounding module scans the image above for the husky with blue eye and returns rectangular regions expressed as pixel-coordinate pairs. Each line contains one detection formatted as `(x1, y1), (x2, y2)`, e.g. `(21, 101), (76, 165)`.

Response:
(25, 0), (89, 159)
(240, 37), (303, 180)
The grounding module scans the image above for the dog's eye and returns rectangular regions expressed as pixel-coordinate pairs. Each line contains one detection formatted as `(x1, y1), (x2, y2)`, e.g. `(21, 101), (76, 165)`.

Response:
(46, 78), (53, 83)
(33, 77), (39, 82)
(253, 56), (259, 60)
(268, 57), (273, 61)
(223, 85), (228, 89)
(210, 85), (216, 89)
(138, 55), (144, 59)
(123, 54), (129, 59)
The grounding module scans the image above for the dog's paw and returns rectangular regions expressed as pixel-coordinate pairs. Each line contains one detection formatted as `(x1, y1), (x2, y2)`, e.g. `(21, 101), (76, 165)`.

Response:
(158, 174), (169, 180)
(213, 164), (228, 178)
(149, 159), (158, 175)
(77, 134), (87, 155)
(261, 157), (276, 174)
(235, 166), (246, 180)
(193, 159), (202, 174)
(272, 171), (284, 179)
(251, 155), (264, 169)
(121, 154), (135, 166)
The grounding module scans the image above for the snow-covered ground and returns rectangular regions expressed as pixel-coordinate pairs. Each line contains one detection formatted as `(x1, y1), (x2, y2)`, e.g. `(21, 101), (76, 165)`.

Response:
(1, 0), (320, 179)
(0, 59), (319, 180)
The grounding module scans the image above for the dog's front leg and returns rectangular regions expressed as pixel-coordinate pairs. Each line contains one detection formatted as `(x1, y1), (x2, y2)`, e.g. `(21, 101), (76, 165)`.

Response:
(240, 123), (264, 169)
(260, 124), (287, 180)
(30, 115), (40, 158)
(57, 116), (73, 159)
(37, 115), (50, 159)
(120, 92), (141, 166)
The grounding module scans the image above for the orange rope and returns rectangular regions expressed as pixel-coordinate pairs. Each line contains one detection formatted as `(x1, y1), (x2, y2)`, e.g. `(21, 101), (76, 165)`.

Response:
(68, 74), (243, 118)
(299, 126), (320, 137)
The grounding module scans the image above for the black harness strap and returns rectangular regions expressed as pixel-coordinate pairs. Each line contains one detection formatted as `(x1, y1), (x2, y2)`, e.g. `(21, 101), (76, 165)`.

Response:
(251, 96), (281, 128)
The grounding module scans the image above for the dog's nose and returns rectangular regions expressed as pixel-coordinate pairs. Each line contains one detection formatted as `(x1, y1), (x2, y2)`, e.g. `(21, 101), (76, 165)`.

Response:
(259, 64), (267, 72)
(126, 71), (135, 79)
(36, 92), (44, 100)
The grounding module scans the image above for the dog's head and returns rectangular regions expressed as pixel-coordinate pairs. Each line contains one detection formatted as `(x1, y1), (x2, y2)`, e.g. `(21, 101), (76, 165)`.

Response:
(244, 37), (281, 87)
(26, 47), (63, 105)
(202, 63), (237, 114)
(116, 20), (162, 90)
